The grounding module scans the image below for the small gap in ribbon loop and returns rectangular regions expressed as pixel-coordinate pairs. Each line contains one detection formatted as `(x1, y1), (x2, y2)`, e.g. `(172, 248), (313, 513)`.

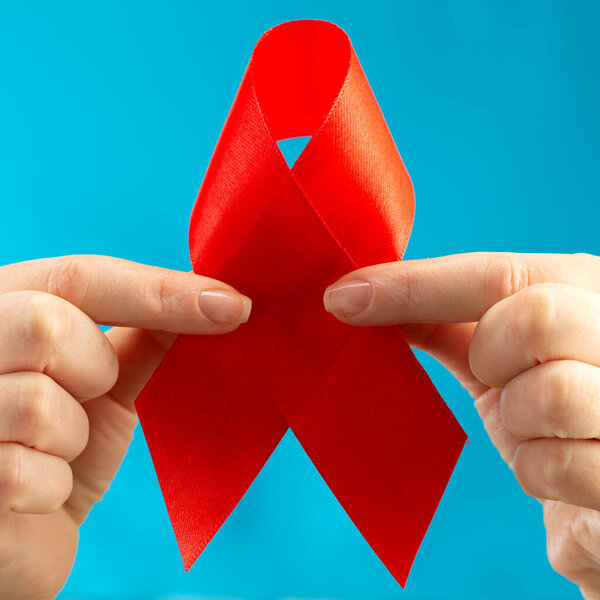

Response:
(277, 135), (312, 167)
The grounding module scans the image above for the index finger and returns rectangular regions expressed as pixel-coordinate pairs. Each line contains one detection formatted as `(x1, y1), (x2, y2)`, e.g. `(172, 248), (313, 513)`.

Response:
(0, 255), (252, 333)
(324, 252), (600, 325)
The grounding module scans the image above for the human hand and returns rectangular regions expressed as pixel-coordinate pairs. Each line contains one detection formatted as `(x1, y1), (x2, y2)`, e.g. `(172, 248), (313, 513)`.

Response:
(324, 252), (600, 599)
(0, 255), (251, 600)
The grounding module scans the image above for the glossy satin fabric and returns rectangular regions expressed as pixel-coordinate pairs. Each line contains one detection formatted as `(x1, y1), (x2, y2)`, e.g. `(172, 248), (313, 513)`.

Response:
(135, 20), (466, 587)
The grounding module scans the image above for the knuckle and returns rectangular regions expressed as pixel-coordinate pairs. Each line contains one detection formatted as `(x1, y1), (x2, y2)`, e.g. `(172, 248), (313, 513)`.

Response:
(512, 285), (557, 340)
(22, 293), (64, 354)
(542, 364), (573, 437)
(546, 510), (599, 579)
(498, 389), (521, 436)
(149, 270), (173, 317)
(574, 253), (600, 288)
(0, 445), (22, 511)
(514, 441), (571, 500)
(386, 264), (414, 309)
(46, 256), (93, 306)
(542, 443), (572, 498)
(19, 374), (54, 434)
(546, 533), (578, 579)
(483, 254), (530, 305)
(573, 252), (597, 264)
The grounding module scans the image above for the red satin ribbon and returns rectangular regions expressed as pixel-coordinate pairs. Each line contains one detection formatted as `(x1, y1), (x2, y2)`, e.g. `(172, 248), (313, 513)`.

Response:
(136, 19), (466, 587)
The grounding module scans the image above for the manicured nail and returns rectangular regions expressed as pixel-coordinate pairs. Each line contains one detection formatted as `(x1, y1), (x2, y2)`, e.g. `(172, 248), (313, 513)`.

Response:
(199, 290), (252, 324)
(324, 280), (372, 317)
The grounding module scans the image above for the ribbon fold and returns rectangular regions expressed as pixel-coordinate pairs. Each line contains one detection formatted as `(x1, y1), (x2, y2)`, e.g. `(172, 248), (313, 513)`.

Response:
(136, 19), (466, 587)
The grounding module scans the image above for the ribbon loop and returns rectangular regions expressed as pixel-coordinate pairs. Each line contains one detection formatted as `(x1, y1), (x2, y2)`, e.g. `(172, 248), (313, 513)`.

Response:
(136, 19), (466, 587)
(252, 20), (350, 140)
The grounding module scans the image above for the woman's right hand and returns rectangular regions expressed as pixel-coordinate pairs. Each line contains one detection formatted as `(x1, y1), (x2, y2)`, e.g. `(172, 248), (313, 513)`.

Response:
(324, 251), (600, 598)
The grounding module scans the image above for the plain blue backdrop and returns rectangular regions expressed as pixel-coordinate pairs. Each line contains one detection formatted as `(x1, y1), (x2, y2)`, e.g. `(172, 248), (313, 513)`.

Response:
(1, 1), (598, 598)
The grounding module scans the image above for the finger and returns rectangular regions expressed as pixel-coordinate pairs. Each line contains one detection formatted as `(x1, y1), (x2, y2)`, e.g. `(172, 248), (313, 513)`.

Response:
(324, 252), (600, 325)
(501, 361), (600, 440)
(542, 501), (600, 593)
(0, 255), (251, 333)
(0, 291), (118, 400)
(514, 438), (600, 510)
(400, 322), (487, 398)
(0, 373), (88, 462)
(65, 326), (170, 521)
(0, 443), (72, 514)
(402, 322), (519, 465)
(470, 283), (600, 388)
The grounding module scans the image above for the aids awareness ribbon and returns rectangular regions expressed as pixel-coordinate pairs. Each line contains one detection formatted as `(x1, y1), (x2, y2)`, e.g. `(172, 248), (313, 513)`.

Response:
(135, 19), (466, 586)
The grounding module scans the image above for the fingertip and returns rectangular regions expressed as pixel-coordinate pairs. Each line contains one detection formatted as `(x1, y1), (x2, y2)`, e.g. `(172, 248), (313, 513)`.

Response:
(239, 294), (252, 323)
(323, 262), (415, 326)
(323, 279), (372, 319)
(198, 290), (252, 326)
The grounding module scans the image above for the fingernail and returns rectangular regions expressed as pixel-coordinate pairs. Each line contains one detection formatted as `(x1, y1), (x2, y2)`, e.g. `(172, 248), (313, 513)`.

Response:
(324, 280), (372, 317)
(199, 290), (252, 324)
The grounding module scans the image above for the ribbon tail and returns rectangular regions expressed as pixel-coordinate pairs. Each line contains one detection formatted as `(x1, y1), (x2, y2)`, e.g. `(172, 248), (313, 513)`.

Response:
(135, 334), (288, 570)
(292, 327), (467, 586)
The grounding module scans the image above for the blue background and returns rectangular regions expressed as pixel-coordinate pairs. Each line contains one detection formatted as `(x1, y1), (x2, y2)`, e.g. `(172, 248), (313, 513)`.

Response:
(1, 1), (598, 598)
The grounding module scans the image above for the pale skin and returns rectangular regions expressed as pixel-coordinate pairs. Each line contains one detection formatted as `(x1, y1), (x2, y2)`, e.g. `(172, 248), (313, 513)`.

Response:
(1, 252), (600, 599)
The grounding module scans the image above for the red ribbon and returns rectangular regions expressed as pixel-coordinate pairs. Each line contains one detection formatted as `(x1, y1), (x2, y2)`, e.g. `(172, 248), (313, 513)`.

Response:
(136, 19), (466, 587)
